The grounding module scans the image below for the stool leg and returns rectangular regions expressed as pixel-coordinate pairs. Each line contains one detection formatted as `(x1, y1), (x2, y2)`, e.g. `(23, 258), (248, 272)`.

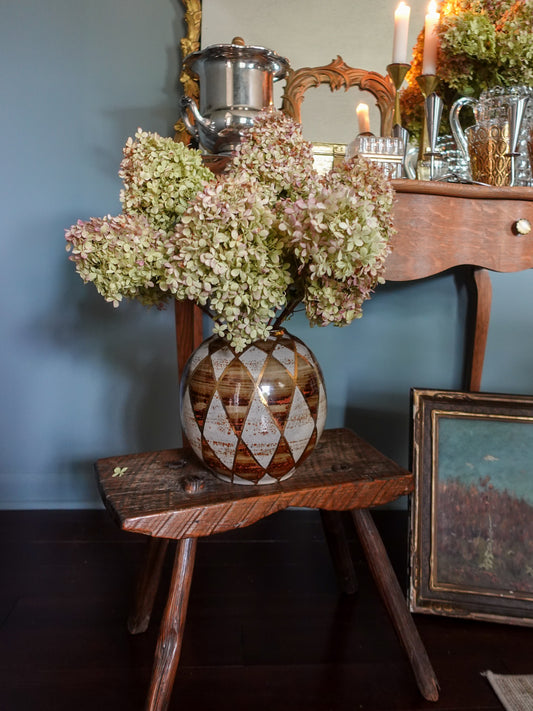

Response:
(351, 509), (439, 702)
(145, 537), (197, 711)
(319, 510), (358, 594)
(129, 538), (170, 634)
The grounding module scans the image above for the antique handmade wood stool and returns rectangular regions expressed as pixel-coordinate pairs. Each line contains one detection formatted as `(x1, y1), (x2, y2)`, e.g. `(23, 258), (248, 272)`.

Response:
(96, 427), (439, 711)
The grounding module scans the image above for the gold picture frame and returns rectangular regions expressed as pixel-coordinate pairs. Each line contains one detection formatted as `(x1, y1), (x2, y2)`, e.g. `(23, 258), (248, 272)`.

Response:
(410, 388), (533, 627)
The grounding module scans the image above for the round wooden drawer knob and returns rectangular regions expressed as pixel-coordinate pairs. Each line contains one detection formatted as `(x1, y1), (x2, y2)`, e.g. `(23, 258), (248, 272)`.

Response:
(513, 219), (531, 235)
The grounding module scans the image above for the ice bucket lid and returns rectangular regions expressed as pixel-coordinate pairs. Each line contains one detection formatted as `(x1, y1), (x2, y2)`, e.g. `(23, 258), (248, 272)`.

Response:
(183, 42), (290, 81)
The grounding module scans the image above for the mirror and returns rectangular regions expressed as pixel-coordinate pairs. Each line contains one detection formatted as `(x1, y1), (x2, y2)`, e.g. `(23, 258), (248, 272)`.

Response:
(177, 0), (426, 143)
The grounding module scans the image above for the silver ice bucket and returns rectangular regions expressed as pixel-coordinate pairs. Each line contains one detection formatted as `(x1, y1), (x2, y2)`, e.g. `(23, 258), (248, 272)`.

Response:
(181, 40), (290, 154)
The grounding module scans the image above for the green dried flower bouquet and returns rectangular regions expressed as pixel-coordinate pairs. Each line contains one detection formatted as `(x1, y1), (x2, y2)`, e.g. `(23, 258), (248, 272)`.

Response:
(66, 111), (394, 352)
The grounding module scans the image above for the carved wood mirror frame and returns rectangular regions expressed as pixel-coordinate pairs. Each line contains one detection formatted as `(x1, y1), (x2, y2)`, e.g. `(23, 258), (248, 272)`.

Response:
(175, 0), (395, 142)
(281, 57), (394, 136)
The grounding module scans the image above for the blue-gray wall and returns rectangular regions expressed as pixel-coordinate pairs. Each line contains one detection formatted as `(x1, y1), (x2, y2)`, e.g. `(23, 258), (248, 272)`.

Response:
(1, 1), (532, 509)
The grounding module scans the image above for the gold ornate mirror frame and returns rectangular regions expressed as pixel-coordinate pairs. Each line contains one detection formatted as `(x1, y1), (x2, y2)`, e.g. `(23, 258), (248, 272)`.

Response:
(175, 0), (202, 144)
(175, 0), (395, 143)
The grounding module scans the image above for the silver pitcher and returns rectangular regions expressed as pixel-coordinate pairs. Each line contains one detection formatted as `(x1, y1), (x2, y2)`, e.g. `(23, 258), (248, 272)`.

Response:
(181, 40), (290, 154)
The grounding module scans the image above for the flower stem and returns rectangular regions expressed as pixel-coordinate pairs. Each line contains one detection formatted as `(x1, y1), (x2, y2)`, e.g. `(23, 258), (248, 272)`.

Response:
(272, 297), (302, 329)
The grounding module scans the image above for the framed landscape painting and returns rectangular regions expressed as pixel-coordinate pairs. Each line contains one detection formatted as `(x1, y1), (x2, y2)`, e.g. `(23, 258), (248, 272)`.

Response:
(409, 389), (533, 626)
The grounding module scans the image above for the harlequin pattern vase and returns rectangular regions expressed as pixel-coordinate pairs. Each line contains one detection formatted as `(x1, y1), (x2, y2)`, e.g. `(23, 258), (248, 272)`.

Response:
(180, 329), (327, 485)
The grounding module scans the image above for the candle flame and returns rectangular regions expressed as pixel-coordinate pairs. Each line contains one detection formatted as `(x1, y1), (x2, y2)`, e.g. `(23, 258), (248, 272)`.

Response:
(428, 0), (438, 13)
(396, 1), (410, 14)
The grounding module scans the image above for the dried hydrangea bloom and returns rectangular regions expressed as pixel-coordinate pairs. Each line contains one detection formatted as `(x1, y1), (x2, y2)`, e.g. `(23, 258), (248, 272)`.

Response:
(65, 213), (168, 307)
(228, 110), (318, 205)
(304, 272), (377, 327)
(66, 115), (394, 344)
(162, 174), (292, 352)
(278, 156), (394, 327)
(119, 128), (213, 233)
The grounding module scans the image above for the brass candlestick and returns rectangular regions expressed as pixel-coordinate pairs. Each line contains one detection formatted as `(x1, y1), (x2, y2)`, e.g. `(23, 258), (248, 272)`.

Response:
(416, 74), (440, 161)
(387, 63), (411, 177)
(386, 63), (411, 130)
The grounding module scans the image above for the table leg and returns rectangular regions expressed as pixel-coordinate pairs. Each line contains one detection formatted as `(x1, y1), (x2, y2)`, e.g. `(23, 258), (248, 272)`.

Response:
(129, 538), (170, 634)
(351, 508), (439, 702)
(467, 267), (492, 393)
(145, 537), (198, 711)
(319, 510), (358, 594)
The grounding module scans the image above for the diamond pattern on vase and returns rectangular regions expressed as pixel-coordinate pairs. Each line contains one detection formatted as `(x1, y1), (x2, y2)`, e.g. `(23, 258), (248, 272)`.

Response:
(283, 386), (316, 461)
(210, 344), (235, 380)
(300, 427), (318, 464)
(180, 330), (327, 485)
(295, 354), (320, 417)
(238, 345), (268, 381)
(203, 390), (238, 470)
(269, 435), (296, 474)
(259, 470), (291, 485)
(317, 381), (328, 435)
(225, 471), (255, 485)
(240, 388), (282, 469)
(253, 338), (278, 356)
(258, 354), (295, 430)
(295, 338), (314, 362)
(188, 339), (210, 375)
(181, 389), (203, 458)
(216, 358), (256, 437)
(272, 343), (296, 376)
(188, 356), (217, 428)
(233, 437), (276, 482)
(201, 437), (229, 475)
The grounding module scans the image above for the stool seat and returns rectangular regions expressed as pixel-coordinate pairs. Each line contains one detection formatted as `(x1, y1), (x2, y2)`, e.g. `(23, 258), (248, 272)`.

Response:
(97, 428), (413, 539)
(95, 427), (439, 711)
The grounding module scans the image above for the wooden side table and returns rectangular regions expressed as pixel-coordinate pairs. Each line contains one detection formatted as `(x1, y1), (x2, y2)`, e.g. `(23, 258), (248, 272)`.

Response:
(96, 428), (439, 710)
(389, 181), (533, 391)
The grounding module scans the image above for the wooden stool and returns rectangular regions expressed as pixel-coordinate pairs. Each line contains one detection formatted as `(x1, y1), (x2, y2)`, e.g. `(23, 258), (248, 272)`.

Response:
(96, 427), (439, 710)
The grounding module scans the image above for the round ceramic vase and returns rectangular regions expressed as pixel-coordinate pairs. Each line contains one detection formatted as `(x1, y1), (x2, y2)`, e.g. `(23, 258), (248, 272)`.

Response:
(180, 330), (327, 485)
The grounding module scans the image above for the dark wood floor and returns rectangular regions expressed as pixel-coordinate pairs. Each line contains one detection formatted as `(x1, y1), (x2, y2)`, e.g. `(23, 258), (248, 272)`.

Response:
(1, 508), (531, 711)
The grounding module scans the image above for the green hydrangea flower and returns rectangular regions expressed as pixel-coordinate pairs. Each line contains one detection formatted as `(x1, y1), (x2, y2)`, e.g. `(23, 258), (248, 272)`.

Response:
(228, 110), (317, 206)
(162, 173), (292, 352)
(119, 128), (213, 233)
(65, 213), (168, 307)
(278, 156), (394, 328)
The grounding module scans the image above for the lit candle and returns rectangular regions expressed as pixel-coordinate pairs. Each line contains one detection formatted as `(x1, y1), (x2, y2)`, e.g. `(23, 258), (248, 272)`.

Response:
(356, 103), (370, 134)
(422, 0), (440, 75)
(392, 2), (411, 64)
